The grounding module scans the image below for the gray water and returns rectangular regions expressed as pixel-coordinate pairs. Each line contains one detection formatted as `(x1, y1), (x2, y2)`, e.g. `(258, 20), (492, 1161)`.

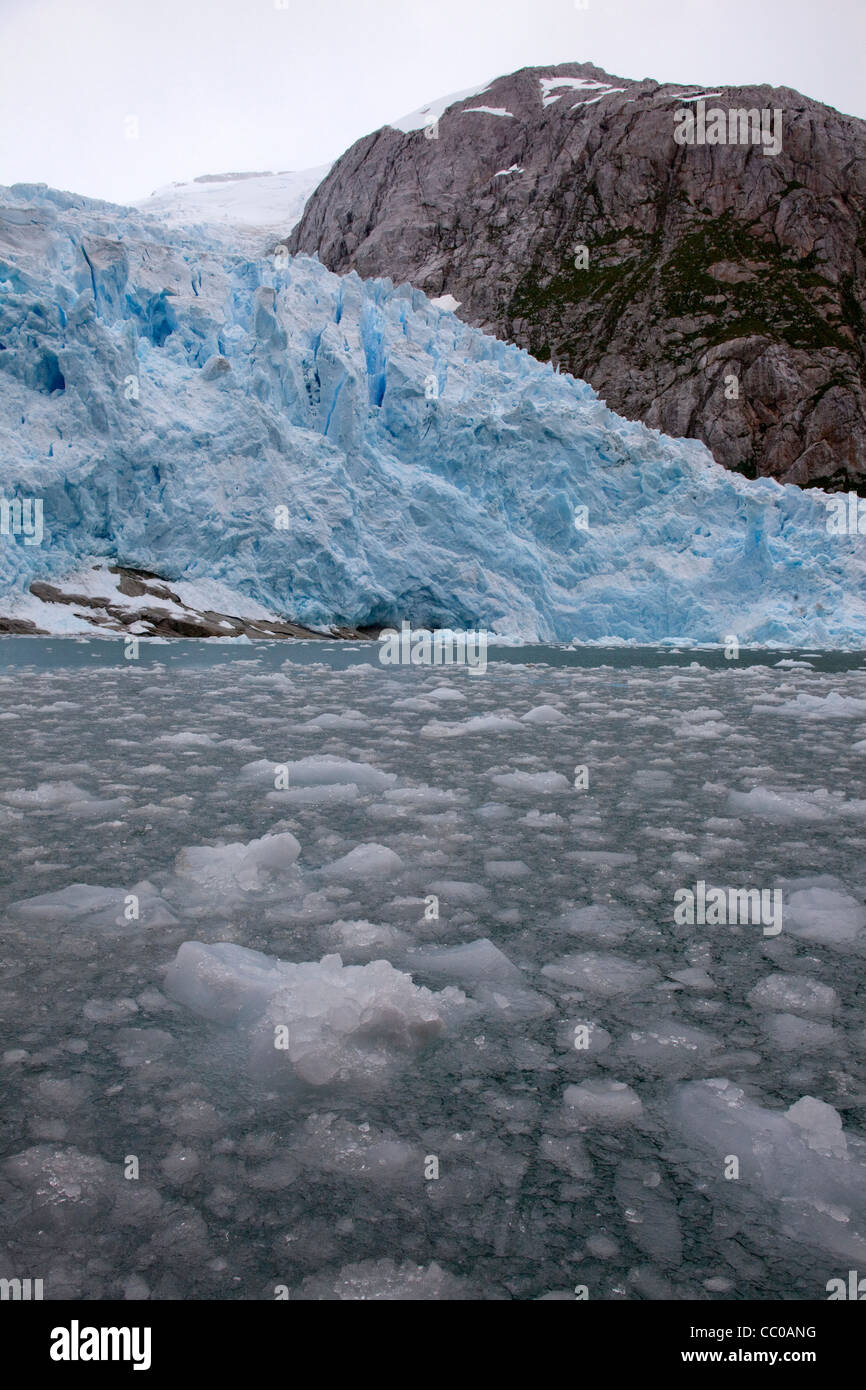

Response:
(1, 640), (865, 1301)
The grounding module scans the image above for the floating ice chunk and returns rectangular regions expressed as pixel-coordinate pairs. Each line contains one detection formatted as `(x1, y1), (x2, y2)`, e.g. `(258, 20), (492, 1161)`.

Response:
(1, 781), (128, 819)
(35, 1076), (92, 1113)
(542, 951), (660, 996)
(412, 937), (517, 986)
(11, 883), (123, 922)
(491, 770), (571, 794)
(112, 1027), (175, 1068)
(555, 1018), (613, 1053)
(668, 967), (715, 989)
(3, 781), (93, 807)
(763, 1013), (837, 1051)
(727, 786), (831, 822)
(785, 887), (866, 945)
(161, 1098), (222, 1139)
(539, 1132), (595, 1179)
(300, 710), (369, 731)
(563, 1079), (643, 1125)
(420, 714), (524, 738)
(267, 783), (360, 807)
(320, 843), (403, 881)
(520, 705), (567, 724)
(786, 1097), (848, 1158)
(165, 942), (301, 1023)
(566, 850), (638, 866)
(294, 1114), (422, 1183)
(295, 1258), (468, 1300)
(83, 998), (139, 1024)
(771, 691), (866, 718)
(408, 938), (554, 1021)
(137, 1205), (210, 1264)
(586, 1234), (619, 1258)
(2, 1145), (116, 1229)
(484, 859), (530, 878)
(675, 708), (730, 739)
(320, 918), (409, 957)
(555, 903), (637, 942)
(161, 1145), (202, 1184)
(425, 879), (489, 903)
(11, 883), (178, 931)
(157, 731), (218, 746)
(67, 797), (131, 819)
(632, 769), (674, 791)
(240, 756), (396, 793)
(704, 1276), (735, 1292)
(672, 1080), (866, 1263)
(245, 1156), (300, 1191)
(521, 809), (566, 827)
(614, 1160), (682, 1265)
(747, 973), (837, 1017)
(616, 1024), (721, 1076)
(165, 943), (460, 1085)
(175, 830), (301, 893)
(384, 786), (464, 808)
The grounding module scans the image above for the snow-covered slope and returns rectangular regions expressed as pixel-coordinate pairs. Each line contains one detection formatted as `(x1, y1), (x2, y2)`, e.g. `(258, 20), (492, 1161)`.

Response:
(136, 166), (330, 254)
(1, 182), (865, 645)
(388, 81), (494, 133)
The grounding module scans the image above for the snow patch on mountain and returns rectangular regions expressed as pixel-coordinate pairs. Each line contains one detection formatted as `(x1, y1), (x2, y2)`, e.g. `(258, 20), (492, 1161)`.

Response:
(540, 77), (625, 107)
(388, 82), (493, 133)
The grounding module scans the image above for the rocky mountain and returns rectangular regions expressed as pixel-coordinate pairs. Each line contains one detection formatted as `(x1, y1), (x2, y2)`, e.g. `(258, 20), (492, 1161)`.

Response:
(288, 61), (866, 491)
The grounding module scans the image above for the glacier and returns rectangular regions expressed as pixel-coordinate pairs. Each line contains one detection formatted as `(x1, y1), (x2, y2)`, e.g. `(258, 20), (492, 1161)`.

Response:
(134, 165), (332, 257)
(1, 181), (865, 645)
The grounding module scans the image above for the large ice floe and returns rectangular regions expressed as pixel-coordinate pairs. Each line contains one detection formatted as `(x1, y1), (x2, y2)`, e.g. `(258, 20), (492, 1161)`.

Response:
(672, 1081), (866, 1265)
(2, 182), (866, 643)
(164, 942), (465, 1086)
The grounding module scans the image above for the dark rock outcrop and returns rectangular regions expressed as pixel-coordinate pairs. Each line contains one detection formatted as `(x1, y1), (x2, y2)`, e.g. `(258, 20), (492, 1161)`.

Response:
(288, 61), (866, 489)
(19, 569), (377, 640)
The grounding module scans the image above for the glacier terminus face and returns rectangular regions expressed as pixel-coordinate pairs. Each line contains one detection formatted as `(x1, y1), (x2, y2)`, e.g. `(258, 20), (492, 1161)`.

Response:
(1, 182), (865, 646)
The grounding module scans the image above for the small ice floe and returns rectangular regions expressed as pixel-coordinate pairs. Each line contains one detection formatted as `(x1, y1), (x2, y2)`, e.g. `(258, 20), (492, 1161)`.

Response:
(240, 755), (396, 793)
(408, 938), (554, 1022)
(293, 1258), (469, 1300)
(542, 951), (660, 996)
(320, 843), (403, 882)
(175, 831), (301, 894)
(562, 1079), (644, 1126)
(491, 770), (571, 794)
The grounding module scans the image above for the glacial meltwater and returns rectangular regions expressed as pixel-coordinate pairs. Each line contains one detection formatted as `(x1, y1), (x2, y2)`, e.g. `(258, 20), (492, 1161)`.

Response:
(1, 639), (865, 1301)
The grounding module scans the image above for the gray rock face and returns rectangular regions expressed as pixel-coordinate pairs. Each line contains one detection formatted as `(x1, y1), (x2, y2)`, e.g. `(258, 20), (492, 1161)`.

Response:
(288, 62), (866, 489)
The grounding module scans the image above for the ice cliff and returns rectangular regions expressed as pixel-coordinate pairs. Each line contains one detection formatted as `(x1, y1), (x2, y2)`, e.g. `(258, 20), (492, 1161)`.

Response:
(1, 181), (864, 645)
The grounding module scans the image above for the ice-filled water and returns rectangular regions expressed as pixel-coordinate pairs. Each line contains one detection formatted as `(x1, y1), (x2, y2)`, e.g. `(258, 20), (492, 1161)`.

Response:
(1, 641), (865, 1301)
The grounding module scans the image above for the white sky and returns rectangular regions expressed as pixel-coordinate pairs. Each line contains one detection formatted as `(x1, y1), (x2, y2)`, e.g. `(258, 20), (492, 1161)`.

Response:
(1, 0), (863, 206)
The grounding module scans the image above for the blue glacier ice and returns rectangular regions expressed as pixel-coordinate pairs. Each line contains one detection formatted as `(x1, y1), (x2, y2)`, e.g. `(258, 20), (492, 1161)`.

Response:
(1, 181), (865, 645)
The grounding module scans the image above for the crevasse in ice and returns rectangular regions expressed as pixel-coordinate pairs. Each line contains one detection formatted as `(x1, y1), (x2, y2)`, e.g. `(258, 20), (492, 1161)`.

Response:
(1, 182), (864, 644)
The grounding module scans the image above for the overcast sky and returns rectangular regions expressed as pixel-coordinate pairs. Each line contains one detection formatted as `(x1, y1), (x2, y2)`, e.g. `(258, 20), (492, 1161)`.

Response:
(1, 0), (863, 206)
